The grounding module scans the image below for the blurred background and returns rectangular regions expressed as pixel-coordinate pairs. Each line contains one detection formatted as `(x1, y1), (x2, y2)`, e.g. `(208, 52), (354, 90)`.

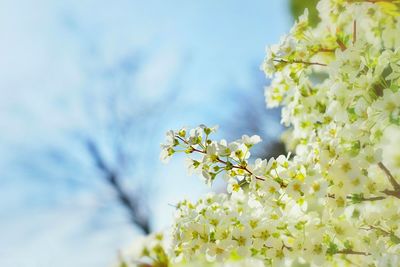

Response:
(0, 0), (316, 266)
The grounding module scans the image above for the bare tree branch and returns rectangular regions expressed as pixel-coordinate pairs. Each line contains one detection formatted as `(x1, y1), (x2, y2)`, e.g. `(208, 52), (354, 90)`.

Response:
(85, 139), (150, 234)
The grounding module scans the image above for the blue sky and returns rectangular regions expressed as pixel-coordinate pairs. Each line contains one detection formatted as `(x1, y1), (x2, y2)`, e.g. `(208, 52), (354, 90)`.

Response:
(0, 0), (291, 266)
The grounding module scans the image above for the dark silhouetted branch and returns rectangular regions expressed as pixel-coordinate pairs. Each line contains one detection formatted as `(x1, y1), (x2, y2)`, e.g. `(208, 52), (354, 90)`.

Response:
(86, 139), (150, 234)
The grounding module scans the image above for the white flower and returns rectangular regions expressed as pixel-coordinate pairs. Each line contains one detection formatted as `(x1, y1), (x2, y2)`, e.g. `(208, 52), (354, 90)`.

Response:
(241, 135), (262, 147)
(232, 227), (252, 258)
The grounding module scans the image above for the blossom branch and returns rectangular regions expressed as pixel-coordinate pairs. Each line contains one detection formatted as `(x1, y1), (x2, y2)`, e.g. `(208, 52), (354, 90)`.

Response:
(361, 225), (400, 243)
(175, 135), (268, 182)
(273, 59), (327, 67)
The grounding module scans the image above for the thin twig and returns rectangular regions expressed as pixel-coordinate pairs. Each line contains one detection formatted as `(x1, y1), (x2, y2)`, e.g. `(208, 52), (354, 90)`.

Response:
(378, 162), (400, 199)
(347, 0), (394, 3)
(358, 195), (386, 201)
(378, 162), (400, 190)
(336, 249), (371, 256)
(336, 39), (347, 51)
(365, 0), (393, 3)
(327, 193), (386, 202)
(318, 48), (336, 53)
(273, 59), (327, 67)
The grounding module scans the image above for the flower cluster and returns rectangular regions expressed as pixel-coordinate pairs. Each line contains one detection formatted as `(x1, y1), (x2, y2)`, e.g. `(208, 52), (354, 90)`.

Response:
(119, 0), (400, 266)
(115, 233), (169, 267)
(161, 124), (265, 185)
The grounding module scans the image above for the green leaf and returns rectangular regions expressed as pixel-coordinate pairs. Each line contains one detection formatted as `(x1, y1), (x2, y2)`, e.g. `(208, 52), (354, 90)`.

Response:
(326, 242), (339, 255)
(290, 0), (319, 26)
(350, 193), (364, 204)
(390, 233), (400, 244)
